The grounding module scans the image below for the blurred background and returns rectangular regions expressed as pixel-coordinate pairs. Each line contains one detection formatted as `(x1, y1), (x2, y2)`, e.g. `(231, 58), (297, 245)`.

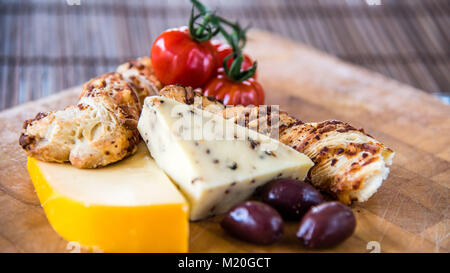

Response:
(0, 0), (448, 111)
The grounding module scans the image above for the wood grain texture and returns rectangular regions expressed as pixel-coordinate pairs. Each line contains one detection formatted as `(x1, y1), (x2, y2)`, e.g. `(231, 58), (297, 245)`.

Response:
(0, 30), (448, 253)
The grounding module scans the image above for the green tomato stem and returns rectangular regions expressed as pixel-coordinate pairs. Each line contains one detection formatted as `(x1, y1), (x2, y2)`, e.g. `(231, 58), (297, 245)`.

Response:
(188, 0), (257, 81)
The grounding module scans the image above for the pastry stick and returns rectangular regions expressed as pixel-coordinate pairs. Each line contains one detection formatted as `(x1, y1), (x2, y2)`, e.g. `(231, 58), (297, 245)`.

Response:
(19, 57), (161, 168)
(159, 85), (395, 204)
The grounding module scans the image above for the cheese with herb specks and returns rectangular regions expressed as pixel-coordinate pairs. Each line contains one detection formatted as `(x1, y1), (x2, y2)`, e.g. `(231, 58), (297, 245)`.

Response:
(138, 96), (314, 220)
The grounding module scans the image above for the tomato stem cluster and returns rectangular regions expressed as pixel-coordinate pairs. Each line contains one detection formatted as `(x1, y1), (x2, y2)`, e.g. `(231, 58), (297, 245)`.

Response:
(188, 3), (219, 42)
(189, 0), (257, 82)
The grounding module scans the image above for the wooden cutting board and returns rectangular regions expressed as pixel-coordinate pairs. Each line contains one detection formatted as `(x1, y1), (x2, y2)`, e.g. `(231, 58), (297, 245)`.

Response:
(0, 30), (448, 253)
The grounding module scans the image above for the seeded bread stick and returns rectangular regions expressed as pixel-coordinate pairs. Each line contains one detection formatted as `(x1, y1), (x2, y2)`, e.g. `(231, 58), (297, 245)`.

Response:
(159, 85), (395, 204)
(19, 57), (161, 168)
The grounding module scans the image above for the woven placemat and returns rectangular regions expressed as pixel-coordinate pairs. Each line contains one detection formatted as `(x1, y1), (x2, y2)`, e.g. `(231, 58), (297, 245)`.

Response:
(0, 0), (449, 110)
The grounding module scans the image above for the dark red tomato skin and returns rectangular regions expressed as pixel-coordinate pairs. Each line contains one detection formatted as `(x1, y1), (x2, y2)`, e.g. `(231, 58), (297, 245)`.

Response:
(203, 71), (265, 106)
(151, 27), (218, 88)
(212, 41), (257, 79)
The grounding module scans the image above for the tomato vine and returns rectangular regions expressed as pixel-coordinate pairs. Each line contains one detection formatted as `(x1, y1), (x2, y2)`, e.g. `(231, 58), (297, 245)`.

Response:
(189, 0), (257, 82)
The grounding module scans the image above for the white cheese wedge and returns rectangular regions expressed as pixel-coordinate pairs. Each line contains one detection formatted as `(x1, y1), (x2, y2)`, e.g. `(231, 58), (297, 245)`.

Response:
(138, 96), (314, 221)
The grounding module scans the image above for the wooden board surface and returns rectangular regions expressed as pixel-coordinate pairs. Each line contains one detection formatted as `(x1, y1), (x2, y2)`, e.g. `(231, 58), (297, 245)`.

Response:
(0, 30), (448, 253)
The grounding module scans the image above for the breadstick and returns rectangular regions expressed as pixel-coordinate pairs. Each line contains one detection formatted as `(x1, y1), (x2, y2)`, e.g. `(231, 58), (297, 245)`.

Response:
(159, 85), (395, 203)
(19, 57), (161, 168)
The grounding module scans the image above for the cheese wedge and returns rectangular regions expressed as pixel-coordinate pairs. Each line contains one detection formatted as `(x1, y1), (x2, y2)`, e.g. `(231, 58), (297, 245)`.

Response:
(27, 143), (189, 253)
(138, 96), (314, 221)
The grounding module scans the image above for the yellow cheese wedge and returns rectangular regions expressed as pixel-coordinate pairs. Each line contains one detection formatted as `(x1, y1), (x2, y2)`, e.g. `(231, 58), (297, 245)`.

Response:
(27, 143), (189, 253)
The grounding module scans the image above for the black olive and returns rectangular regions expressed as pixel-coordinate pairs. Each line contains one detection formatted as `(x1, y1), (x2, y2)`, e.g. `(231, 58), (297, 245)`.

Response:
(221, 201), (283, 245)
(260, 179), (324, 220)
(296, 201), (356, 249)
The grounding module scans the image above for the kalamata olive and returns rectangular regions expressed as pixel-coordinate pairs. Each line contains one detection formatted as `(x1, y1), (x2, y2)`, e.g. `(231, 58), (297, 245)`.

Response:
(260, 179), (324, 220)
(221, 201), (283, 245)
(296, 201), (356, 249)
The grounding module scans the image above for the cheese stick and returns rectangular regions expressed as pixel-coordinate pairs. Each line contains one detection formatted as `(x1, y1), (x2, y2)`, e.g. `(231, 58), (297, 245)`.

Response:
(159, 85), (395, 204)
(19, 57), (161, 168)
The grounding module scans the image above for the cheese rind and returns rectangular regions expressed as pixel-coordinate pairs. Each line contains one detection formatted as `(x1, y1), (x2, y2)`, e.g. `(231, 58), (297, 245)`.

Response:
(138, 96), (314, 220)
(27, 144), (189, 253)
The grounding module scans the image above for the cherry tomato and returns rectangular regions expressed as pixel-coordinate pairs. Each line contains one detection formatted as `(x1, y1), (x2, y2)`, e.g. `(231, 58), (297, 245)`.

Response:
(151, 27), (218, 88)
(212, 41), (257, 79)
(203, 70), (264, 106)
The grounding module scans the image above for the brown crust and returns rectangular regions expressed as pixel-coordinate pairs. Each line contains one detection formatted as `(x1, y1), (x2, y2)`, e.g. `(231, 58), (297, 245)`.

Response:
(119, 57), (162, 91)
(19, 111), (54, 151)
(19, 133), (35, 150)
(158, 85), (225, 112)
(117, 57), (163, 106)
(22, 112), (48, 130)
(80, 72), (140, 109)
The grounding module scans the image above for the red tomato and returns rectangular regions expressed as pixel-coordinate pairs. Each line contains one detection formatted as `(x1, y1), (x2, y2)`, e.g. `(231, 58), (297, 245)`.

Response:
(203, 71), (264, 106)
(212, 41), (257, 79)
(151, 27), (218, 88)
